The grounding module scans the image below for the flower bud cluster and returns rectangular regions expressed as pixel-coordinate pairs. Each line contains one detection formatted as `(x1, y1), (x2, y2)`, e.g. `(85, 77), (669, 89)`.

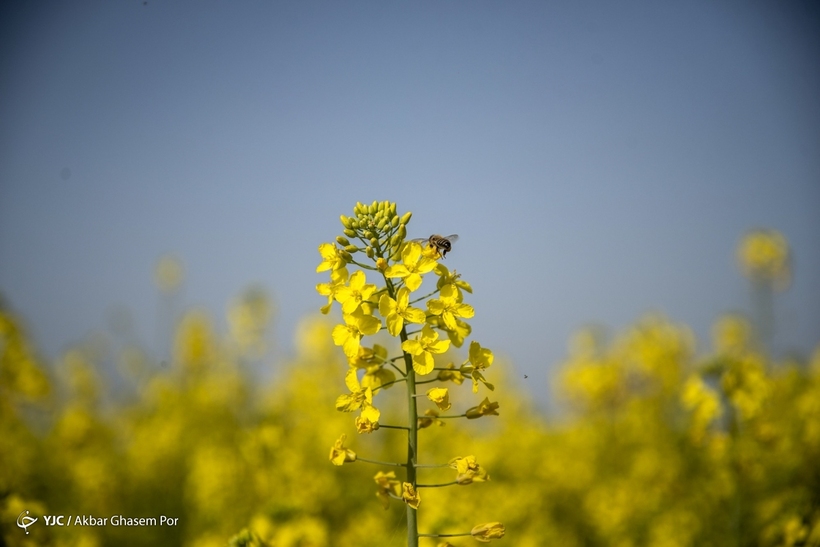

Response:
(338, 200), (410, 262)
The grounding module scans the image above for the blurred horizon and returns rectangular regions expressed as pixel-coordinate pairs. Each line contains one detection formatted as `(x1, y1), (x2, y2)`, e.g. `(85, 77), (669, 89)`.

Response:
(1, 1), (819, 405)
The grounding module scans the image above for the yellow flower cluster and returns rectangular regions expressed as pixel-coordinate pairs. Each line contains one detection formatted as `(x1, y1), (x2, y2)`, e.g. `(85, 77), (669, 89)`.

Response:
(737, 229), (791, 290)
(316, 201), (503, 545)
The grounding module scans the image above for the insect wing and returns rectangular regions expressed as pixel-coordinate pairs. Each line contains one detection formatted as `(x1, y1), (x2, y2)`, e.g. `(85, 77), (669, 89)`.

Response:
(442, 235), (458, 243)
(409, 237), (430, 244)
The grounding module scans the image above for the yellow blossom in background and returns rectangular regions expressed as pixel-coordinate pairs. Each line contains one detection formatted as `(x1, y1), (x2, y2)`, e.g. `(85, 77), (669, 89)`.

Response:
(154, 254), (184, 293)
(384, 241), (437, 292)
(712, 313), (752, 354)
(737, 228), (791, 289)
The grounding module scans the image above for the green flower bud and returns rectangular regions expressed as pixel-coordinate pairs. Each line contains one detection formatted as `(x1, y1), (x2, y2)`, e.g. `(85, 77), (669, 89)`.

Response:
(340, 214), (351, 228)
(391, 216), (399, 227)
(390, 202), (397, 215)
(376, 218), (387, 230)
(336, 236), (350, 246)
(365, 246), (374, 259)
(340, 250), (353, 262)
(343, 228), (357, 238)
(364, 231), (374, 239)
(344, 244), (358, 253)
(400, 212), (412, 225)
(350, 219), (359, 229)
(398, 224), (407, 240)
(369, 237), (378, 247)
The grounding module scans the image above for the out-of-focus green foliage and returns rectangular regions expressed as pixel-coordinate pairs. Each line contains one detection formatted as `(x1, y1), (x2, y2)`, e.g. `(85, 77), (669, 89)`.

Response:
(1, 291), (819, 546)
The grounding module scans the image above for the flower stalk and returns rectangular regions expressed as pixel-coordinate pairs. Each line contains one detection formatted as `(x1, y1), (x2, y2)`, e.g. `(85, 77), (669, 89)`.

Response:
(318, 201), (505, 546)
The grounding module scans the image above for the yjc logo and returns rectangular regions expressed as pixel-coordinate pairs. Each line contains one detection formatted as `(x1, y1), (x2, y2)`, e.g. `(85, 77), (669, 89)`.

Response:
(17, 510), (38, 534)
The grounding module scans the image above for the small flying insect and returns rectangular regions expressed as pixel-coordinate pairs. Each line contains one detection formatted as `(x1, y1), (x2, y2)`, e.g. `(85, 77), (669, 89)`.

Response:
(410, 234), (459, 259)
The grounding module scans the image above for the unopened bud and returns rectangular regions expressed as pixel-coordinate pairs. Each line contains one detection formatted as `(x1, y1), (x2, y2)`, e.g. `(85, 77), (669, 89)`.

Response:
(365, 246), (374, 259)
(344, 244), (358, 253)
(343, 228), (357, 238)
(400, 212), (412, 225)
(340, 250), (353, 262)
(398, 224), (407, 240)
(336, 236), (350, 246)
(391, 216), (399, 227)
(340, 215), (351, 228)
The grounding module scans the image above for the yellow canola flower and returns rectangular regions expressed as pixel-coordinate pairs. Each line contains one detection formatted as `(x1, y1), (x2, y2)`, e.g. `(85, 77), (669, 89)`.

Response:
(355, 415), (380, 434)
(374, 471), (402, 509)
(437, 362), (466, 385)
(426, 387), (452, 410)
(329, 434), (357, 466)
(349, 345), (395, 391)
(418, 409), (446, 429)
(471, 522), (506, 542)
(332, 309), (382, 358)
(335, 271), (377, 314)
(461, 341), (495, 393)
(401, 324), (451, 375)
(737, 229), (791, 289)
(316, 242), (348, 274)
(434, 263), (473, 295)
(402, 482), (421, 509)
(466, 397), (500, 419)
(428, 284), (475, 330)
(316, 268), (348, 314)
(379, 286), (426, 336)
(449, 455), (489, 484)
(335, 368), (381, 423)
(428, 315), (472, 348)
(384, 241), (437, 292)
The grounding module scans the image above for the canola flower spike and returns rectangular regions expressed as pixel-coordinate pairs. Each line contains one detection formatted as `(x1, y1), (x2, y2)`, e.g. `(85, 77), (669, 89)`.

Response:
(318, 201), (505, 547)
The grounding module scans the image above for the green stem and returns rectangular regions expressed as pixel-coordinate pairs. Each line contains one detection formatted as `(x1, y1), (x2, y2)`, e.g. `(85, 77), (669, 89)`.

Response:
(385, 275), (419, 547)
(417, 481), (458, 488)
(378, 424), (411, 431)
(418, 532), (472, 538)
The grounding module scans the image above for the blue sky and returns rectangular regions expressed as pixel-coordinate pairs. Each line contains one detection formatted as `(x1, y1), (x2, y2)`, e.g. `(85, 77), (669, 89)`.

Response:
(1, 1), (818, 403)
